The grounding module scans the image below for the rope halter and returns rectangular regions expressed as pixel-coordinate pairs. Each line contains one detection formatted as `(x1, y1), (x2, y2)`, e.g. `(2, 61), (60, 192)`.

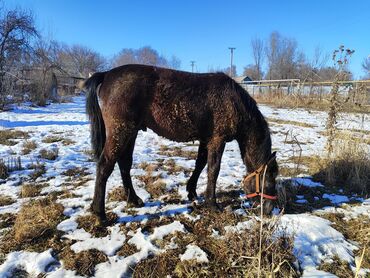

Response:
(242, 153), (277, 201)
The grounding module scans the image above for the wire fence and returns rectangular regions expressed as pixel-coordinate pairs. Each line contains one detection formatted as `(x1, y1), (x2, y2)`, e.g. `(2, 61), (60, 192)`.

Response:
(239, 79), (370, 107)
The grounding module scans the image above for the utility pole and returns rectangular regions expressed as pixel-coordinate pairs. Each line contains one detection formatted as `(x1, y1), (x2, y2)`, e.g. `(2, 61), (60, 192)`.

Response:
(228, 47), (236, 77)
(190, 61), (196, 73)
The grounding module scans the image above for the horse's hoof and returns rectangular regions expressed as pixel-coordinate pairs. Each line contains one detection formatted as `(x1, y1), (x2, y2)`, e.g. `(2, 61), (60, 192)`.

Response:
(204, 200), (223, 212)
(127, 197), (144, 208)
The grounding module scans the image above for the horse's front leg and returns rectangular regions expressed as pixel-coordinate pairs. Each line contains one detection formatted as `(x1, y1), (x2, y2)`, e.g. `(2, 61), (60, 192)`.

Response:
(186, 141), (207, 200)
(204, 137), (225, 210)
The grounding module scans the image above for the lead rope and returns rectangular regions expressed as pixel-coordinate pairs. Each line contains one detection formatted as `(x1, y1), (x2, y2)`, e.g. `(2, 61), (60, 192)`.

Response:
(257, 164), (268, 278)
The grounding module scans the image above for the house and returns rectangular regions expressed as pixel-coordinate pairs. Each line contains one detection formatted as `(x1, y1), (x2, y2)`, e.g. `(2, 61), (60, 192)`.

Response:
(233, 76), (253, 84)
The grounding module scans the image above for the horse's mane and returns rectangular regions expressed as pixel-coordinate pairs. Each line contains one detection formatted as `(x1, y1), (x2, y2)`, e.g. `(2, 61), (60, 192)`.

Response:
(233, 80), (272, 166)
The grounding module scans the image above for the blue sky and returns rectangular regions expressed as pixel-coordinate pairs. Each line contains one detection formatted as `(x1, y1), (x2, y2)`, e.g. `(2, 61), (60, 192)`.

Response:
(5, 0), (370, 78)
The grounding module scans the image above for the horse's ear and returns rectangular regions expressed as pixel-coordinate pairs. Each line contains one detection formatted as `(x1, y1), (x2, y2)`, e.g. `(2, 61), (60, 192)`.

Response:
(271, 151), (277, 159)
(268, 151), (277, 163)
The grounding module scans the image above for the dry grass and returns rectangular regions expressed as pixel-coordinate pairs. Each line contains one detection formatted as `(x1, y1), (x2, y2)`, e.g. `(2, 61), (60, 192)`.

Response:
(267, 117), (315, 128)
(21, 140), (38, 155)
(312, 139), (370, 195)
(0, 213), (16, 229)
(108, 186), (127, 202)
(318, 212), (370, 270)
(41, 135), (75, 146)
(255, 93), (370, 113)
(318, 255), (353, 278)
(62, 167), (89, 178)
(0, 159), (8, 179)
(13, 197), (64, 244)
(60, 247), (108, 277)
(0, 197), (65, 259)
(19, 183), (44, 198)
(41, 135), (64, 143)
(39, 148), (59, 160)
(0, 129), (29, 146)
(0, 194), (15, 206)
(28, 162), (46, 180)
(159, 145), (198, 160)
(76, 212), (117, 237)
(133, 214), (297, 277)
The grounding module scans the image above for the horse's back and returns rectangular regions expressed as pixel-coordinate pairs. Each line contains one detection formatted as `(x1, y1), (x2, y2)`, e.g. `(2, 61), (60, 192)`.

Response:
(99, 65), (244, 142)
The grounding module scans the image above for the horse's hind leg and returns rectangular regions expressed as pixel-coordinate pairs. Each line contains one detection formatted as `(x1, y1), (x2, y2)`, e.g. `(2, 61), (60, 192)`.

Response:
(117, 132), (144, 207)
(91, 131), (134, 220)
(186, 141), (207, 200)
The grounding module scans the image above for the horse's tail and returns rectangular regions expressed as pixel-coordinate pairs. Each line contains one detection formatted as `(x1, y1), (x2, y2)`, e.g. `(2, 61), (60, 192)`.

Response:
(83, 72), (106, 160)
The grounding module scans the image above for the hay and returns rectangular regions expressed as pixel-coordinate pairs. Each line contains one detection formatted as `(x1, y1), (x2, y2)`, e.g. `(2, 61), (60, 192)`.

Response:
(0, 194), (15, 206)
(13, 197), (64, 244)
(60, 247), (108, 277)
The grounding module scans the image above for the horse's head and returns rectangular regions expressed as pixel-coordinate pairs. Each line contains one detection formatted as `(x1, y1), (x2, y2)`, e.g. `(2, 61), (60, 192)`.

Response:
(242, 151), (279, 214)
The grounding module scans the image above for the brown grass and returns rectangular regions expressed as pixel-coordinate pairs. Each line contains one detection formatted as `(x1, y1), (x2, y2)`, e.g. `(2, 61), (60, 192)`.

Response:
(21, 140), (37, 155)
(133, 214), (297, 277)
(62, 167), (89, 177)
(42, 135), (64, 143)
(255, 93), (370, 113)
(0, 159), (8, 179)
(41, 135), (75, 146)
(28, 162), (46, 180)
(60, 247), (108, 277)
(76, 212), (117, 237)
(312, 139), (370, 195)
(13, 197), (64, 244)
(159, 145), (198, 160)
(20, 183), (44, 198)
(318, 255), (353, 278)
(0, 197), (65, 259)
(108, 186), (127, 202)
(0, 129), (29, 146)
(318, 212), (370, 269)
(39, 148), (59, 160)
(0, 213), (16, 229)
(267, 117), (315, 128)
(0, 194), (15, 206)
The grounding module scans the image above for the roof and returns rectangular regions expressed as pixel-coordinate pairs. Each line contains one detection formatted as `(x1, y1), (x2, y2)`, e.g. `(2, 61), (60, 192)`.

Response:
(233, 76), (253, 83)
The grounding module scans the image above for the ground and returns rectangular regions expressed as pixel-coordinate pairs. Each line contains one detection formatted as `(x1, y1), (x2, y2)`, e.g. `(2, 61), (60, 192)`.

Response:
(0, 96), (369, 277)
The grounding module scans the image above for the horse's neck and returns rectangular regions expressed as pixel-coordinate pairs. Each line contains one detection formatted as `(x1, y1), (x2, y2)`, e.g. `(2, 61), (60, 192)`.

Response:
(241, 124), (271, 172)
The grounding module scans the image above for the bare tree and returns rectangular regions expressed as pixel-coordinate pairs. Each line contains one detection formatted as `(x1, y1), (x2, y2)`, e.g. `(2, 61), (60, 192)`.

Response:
(251, 37), (264, 80)
(362, 57), (370, 79)
(223, 65), (237, 77)
(112, 46), (181, 69)
(243, 64), (260, 80)
(0, 3), (38, 107)
(59, 44), (106, 78)
(265, 31), (299, 80)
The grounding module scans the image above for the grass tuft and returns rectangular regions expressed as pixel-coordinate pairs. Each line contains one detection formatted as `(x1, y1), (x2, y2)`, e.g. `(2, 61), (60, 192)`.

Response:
(39, 148), (59, 160)
(60, 247), (108, 276)
(0, 129), (29, 146)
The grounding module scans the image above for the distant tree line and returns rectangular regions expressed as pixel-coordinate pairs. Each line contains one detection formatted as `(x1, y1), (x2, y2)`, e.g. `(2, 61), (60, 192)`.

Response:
(241, 31), (370, 82)
(0, 2), (368, 109)
(0, 3), (181, 109)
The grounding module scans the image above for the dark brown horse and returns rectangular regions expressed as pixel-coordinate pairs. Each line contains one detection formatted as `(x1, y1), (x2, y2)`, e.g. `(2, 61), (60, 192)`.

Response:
(83, 64), (278, 220)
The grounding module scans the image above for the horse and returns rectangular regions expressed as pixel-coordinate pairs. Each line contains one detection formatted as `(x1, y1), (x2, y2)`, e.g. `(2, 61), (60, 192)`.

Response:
(83, 64), (279, 221)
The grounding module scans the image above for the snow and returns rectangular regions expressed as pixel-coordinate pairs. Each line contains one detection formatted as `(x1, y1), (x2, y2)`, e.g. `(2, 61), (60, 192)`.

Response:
(0, 249), (57, 277)
(180, 244), (209, 263)
(322, 193), (350, 204)
(69, 226), (126, 256)
(280, 214), (357, 272)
